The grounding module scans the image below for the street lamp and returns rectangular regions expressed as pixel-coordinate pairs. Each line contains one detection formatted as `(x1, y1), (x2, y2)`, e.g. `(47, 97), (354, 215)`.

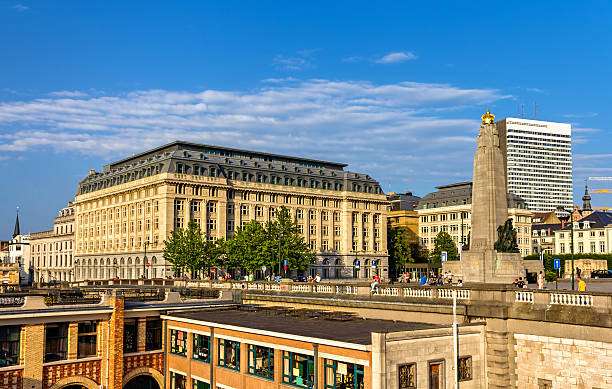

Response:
(143, 239), (149, 280)
(557, 206), (575, 290)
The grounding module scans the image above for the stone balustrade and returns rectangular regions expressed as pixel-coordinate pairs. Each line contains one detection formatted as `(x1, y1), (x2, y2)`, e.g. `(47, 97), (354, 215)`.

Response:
(549, 292), (594, 306)
(67, 279), (611, 310)
(515, 291), (535, 303)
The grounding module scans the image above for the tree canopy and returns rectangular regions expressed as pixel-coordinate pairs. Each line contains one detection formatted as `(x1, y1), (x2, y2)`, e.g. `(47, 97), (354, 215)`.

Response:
(429, 231), (458, 263)
(163, 206), (314, 278)
(388, 227), (413, 271)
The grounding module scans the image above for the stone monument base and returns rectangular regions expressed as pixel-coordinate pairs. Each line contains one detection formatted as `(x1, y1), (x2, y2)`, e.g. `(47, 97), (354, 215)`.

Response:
(443, 249), (528, 284)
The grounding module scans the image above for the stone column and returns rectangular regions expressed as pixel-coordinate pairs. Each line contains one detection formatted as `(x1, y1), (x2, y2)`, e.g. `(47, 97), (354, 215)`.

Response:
(22, 324), (44, 389)
(137, 317), (147, 352)
(67, 322), (79, 360)
(370, 332), (386, 389)
(108, 292), (125, 389)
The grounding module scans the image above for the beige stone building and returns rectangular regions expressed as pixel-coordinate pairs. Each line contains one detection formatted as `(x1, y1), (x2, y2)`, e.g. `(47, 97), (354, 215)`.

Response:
(30, 204), (75, 282)
(73, 142), (388, 281)
(555, 211), (612, 257)
(417, 182), (533, 256)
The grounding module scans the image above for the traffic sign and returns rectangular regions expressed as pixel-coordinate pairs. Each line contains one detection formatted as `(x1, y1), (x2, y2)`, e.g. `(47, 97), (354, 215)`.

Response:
(441, 251), (448, 262)
(211, 268), (216, 274)
(371, 260), (377, 268)
(554, 259), (561, 270)
(355, 260), (360, 269)
(283, 260), (287, 266)
(146, 263), (150, 268)
(283, 265), (287, 271)
(262, 265), (266, 272)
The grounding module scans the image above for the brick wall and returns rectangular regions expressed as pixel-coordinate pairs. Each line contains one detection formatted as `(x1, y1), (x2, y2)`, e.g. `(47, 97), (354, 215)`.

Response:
(514, 334), (612, 388)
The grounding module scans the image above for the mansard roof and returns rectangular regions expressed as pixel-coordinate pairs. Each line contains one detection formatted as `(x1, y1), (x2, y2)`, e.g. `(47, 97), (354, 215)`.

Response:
(77, 141), (383, 196)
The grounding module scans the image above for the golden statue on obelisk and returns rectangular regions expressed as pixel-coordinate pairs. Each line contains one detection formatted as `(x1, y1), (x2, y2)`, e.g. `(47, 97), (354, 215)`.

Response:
(442, 109), (541, 283)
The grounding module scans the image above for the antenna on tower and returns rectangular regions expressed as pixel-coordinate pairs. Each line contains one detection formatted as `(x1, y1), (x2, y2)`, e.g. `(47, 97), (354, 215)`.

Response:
(535, 101), (538, 120)
(521, 104), (524, 119)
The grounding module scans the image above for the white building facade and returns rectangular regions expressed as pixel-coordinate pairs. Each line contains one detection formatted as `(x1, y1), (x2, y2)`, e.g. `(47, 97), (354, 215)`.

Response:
(496, 118), (572, 212)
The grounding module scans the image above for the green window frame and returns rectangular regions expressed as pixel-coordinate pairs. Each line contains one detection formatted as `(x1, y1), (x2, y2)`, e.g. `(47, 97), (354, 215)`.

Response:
(247, 344), (274, 380)
(193, 334), (210, 363)
(282, 351), (314, 388)
(170, 372), (186, 389)
(192, 378), (210, 389)
(170, 329), (187, 356)
(218, 339), (240, 371)
(0, 325), (20, 367)
(324, 359), (364, 389)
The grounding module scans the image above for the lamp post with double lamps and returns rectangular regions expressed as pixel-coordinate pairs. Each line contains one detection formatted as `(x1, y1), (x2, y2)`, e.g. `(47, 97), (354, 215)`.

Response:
(557, 206), (575, 290)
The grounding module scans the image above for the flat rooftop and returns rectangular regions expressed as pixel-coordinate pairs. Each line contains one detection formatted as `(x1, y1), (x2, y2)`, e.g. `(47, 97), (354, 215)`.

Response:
(166, 306), (447, 345)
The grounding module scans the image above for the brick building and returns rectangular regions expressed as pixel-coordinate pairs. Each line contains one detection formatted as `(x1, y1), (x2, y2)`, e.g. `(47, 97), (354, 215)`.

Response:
(163, 305), (485, 389)
(0, 289), (219, 389)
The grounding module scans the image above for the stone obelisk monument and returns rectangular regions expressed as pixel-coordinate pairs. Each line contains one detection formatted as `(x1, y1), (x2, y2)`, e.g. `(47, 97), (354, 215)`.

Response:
(443, 109), (527, 283)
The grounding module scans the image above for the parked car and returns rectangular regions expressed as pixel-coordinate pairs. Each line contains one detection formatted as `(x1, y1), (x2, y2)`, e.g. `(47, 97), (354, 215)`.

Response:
(293, 275), (308, 282)
(590, 270), (612, 279)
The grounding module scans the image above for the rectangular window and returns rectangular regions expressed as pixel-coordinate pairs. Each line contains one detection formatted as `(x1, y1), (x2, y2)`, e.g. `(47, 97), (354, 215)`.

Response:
(78, 321), (98, 358)
(192, 378), (209, 389)
(324, 359), (364, 389)
(123, 319), (138, 354)
(398, 363), (416, 388)
(193, 334), (210, 363)
(44, 323), (68, 362)
(145, 318), (162, 351)
(458, 356), (472, 381)
(282, 351), (314, 388)
(170, 372), (186, 389)
(0, 326), (20, 367)
(248, 344), (274, 380)
(218, 339), (240, 370)
(170, 329), (187, 356)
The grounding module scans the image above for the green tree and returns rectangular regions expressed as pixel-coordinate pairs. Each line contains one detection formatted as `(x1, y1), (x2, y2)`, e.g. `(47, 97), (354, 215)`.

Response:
(163, 220), (208, 277)
(388, 227), (413, 273)
(430, 231), (458, 264)
(267, 206), (315, 274)
(224, 220), (271, 272)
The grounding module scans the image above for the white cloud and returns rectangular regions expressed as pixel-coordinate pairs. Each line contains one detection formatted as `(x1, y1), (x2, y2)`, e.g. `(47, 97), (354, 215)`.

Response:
(49, 91), (89, 98)
(0, 78), (509, 192)
(374, 51), (418, 64)
(12, 4), (29, 11)
(564, 112), (598, 119)
(273, 49), (320, 71)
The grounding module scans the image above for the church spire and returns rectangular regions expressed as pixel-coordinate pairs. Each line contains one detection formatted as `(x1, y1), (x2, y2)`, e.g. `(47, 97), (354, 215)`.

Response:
(12, 207), (20, 238)
(582, 183), (592, 211)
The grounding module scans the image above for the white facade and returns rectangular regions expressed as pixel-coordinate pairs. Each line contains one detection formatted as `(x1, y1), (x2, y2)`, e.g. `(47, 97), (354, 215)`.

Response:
(497, 118), (572, 212)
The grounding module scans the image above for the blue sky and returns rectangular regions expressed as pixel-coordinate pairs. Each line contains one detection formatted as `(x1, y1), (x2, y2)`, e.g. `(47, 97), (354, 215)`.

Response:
(1, 1), (611, 237)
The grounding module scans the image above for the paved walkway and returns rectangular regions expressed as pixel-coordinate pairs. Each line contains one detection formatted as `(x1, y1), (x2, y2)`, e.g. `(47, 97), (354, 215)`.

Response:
(527, 279), (612, 292)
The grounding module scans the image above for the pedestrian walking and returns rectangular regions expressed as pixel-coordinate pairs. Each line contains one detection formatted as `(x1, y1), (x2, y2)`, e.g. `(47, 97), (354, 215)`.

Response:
(537, 271), (544, 289)
(578, 276), (586, 292)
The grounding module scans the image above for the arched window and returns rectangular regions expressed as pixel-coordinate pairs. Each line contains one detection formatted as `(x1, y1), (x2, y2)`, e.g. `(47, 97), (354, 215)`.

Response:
(151, 256), (157, 265)
(127, 257), (132, 265)
(135, 257), (140, 265)
(120, 258), (125, 265)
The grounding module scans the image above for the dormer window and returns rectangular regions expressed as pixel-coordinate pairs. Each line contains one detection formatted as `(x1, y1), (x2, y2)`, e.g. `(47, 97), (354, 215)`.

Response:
(583, 221), (590, 229)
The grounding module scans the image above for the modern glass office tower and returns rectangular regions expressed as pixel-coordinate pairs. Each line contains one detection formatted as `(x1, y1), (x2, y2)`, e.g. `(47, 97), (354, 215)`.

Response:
(496, 118), (572, 212)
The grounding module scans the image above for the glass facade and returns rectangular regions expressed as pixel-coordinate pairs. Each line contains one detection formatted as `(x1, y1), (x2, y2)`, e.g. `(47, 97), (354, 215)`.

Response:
(170, 330), (187, 356)
(324, 359), (364, 389)
(193, 334), (210, 363)
(145, 318), (162, 351)
(44, 323), (68, 362)
(282, 351), (314, 388)
(77, 321), (98, 358)
(247, 344), (274, 379)
(218, 339), (240, 370)
(0, 326), (20, 367)
(123, 318), (138, 353)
